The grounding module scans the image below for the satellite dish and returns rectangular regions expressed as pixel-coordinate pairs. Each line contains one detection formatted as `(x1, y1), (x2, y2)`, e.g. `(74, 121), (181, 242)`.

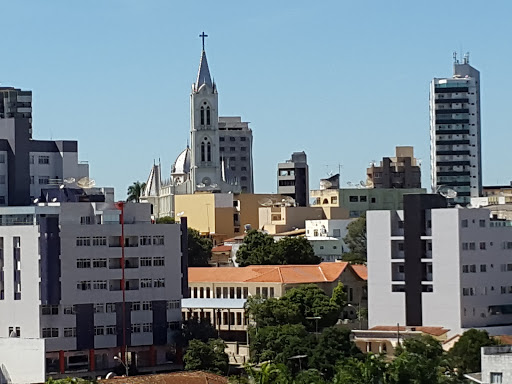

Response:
(64, 177), (76, 184)
(258, 197), (273, 207)
(59, 184), (65, 189)
(33, 198), (39, 204)
(106, 372), (116, 379)
(437, 186), (457, 199)
(77, 177), (96, 189)
(51, 197), (58, 202)
(176, 211), (185, 217)
(244, 224), (252, 232)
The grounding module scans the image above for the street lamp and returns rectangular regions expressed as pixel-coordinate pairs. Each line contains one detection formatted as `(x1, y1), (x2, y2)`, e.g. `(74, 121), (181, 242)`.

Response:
(288, 354), (307, 371)
(305, 316), (321, 340)
(114, 355), (129, 377)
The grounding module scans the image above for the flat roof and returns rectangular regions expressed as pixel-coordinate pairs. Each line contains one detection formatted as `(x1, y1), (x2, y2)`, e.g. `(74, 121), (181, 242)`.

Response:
(182, 298), (247, 309)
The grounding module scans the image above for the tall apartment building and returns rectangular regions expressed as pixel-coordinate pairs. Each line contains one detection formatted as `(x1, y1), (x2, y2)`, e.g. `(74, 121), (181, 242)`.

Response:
(0, 196), (186, 380)
(367, 146), (421, 189)
(0, 86), (89, 206)
(368, 194), (512, 337)
(277, 152), (309, 207)
(218, 117), (254, 193)
(430, 54), (482, 205)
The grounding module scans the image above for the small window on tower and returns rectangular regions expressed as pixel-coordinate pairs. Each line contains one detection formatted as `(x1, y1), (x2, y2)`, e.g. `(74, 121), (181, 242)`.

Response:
(206, 106), (211, 125)
(200, 106), (205, 126)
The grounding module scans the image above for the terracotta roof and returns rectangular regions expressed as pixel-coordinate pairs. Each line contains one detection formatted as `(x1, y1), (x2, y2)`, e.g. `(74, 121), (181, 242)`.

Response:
(351, 264), (368, 281)
(495, 335), (512, 344)
(211, 245), (232, 253)
(188, 262), (349, 284)
(223, 234), (247, 243)
(271, 228), (306, 237)
(369, 326), (450, 337)
(100, 371), (228, 384)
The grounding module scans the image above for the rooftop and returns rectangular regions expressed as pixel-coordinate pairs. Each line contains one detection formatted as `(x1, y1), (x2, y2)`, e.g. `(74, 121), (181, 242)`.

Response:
(100, 371), (228, 384)
(351, 264), (368, 281)
(368, 326), (450, 337)
(211, 245), (232, 253)
(188, 262), (357, 284)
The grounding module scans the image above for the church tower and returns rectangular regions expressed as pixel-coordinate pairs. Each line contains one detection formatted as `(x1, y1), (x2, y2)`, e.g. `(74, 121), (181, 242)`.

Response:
(190, 33), (223, 192)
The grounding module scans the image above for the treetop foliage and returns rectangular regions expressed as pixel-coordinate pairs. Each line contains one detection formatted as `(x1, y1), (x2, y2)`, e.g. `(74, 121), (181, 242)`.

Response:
(188, 228), (213, 267)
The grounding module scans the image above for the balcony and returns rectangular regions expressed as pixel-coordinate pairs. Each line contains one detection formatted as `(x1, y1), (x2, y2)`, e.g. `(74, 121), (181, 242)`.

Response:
(109, 257), (139, 269)
(109, 279), (139, 291)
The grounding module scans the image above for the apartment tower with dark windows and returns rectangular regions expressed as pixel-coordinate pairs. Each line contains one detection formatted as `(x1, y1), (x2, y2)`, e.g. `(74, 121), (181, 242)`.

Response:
(277, 152), (309, 207)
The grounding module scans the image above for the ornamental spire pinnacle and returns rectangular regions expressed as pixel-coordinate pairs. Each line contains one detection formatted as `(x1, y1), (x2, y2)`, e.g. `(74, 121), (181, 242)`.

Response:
(196, 32), (213, 88)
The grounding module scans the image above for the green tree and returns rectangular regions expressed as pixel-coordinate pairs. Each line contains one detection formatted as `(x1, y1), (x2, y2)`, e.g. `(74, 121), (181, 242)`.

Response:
(245, 296), (303, 327)
(184, 338), (229, 375)
(342, 215), (366, 264)
(156, 216), (175, 224)
(126, 181), (146, 203)
(274, 237), (320, 265)
(188, 228), (213, 267)
(236, 230), (277, 266)
(448, 329), (498, 375)
(333, 354), (388, 384)
(180, 318), (217, 345)
(244, 361), (291, 384)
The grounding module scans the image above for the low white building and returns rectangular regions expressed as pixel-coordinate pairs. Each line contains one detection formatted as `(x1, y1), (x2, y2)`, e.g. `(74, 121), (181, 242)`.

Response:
(305, 219), (353, 262)
(466, 345), (512, 384)
(0, 196), (185, 382)
(368, 194), (512, 337)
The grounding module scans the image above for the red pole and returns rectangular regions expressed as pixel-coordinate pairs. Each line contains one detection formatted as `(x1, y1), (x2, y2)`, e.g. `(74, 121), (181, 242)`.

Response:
(59, 350), (65, 373)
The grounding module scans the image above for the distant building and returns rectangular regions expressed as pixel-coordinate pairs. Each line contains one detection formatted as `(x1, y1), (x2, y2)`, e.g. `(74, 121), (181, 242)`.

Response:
(277, 152), (309, 207)
(305, 219), (354, 262)
(367, 146), (421, 189)
(368, 193), (512, 337)
(430, 54), (482, 205)
(465, 345), (512, 384)
(0, 86), (89, 206)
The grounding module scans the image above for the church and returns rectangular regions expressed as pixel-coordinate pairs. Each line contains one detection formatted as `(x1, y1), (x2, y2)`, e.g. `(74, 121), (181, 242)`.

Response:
(142, 34), (254, 218)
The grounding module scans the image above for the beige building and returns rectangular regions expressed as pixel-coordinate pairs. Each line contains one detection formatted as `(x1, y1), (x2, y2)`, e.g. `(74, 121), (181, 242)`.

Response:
(366, 146), (421, 189)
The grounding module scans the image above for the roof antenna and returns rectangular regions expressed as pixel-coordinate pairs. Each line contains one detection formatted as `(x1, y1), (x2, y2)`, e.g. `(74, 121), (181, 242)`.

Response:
(464, 52), (470, 64)
(453, 51), (458, 64)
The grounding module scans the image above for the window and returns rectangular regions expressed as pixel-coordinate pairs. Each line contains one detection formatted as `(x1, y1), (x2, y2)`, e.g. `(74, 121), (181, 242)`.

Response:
(461, 219), (468, 227)
(93, 280), (107, 290)
(167, 321), (180, 331)
(359, 196), (367, 202)
(349, 196), (358, 202)
(106, 325), (116, 335)
(240, 137), (246, 141)
(64, 327), (76, 337)
(469, 242), (476, 250)
(480, 242), (486, 250)
(0, 154), (5, 163)
(462, 265), (469, 273)
(490, 372), (503, 383)
(41, 305), (59, 315)
(230, 147), (235, 152)
(142, 323), (152, 333)
(80, 216), (91, 225)
(480, 264), (487, 272)
(167, 300), (180, 310)
(39, 176), (50, 184)
(64, 306), (76, 315)
(94, 326), (104, 336)
(241, 167), (247, 171)
(92, 236), (107, 246)
(140, 257), (152, 267)
(142, 301), (152, 311)
(94, 303), (105, 313)
(220, 147), (225, 152)
(469, 265), (477, 273)
(42, 328), (59, 338)
(140, 236), (151, 246)
(131, 324), (141, 333)
(38, 156), (50, 164)
(479, 219), (486, 227)
(76, 259), (90, 268)
(153, 257), (165, 266)
(77, 281), (91, 291)
(106, 303), (116, 313)
(270, 287), (275, 298)
(462, 243), (469, 250)
(398, 243), (404, 251)
(30, 155), (34, 164)
(153, 235), (164, 245)
(92, 259), (107, 268)
(131, 302), (141, 311)
(140, 278), (152, 288)
(256, 287), (261, 296)
(243, 287), (248, 298)
(241, 147), (247, 151)
(30, 176), (34, 184)
(241, 156), (247, 161)
(0, 175), (5, 184)
(220, 137), (225, 142)
(154, 278), (165, 288)
(76, 237), (91, 246)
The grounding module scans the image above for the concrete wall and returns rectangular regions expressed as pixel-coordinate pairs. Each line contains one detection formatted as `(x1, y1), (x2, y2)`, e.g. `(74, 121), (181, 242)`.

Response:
(0, 337), (46, 384)
(482, 346), (512, 384)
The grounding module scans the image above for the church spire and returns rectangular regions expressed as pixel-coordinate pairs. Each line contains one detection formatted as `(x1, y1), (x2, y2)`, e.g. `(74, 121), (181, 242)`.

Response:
(196, 32), (213, 89)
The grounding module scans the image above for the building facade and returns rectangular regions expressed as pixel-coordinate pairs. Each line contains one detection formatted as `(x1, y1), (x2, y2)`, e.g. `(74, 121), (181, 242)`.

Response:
(430, 54), (482, 205)
(0, 86), (32, 137)
(0, 200), (185, 378)
(367, 146), (421, 189)
(368, 194), (512, 337)
(305, 219), (354, 262)
(277, 152), (309, 207)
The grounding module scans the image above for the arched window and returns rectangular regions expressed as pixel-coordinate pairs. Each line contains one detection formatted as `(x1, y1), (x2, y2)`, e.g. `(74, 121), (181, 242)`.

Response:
(207, 142), (211, 162)
(206, 106), (211, 125)
(200, 106), (205, 126)
(201, 142), (205, 162)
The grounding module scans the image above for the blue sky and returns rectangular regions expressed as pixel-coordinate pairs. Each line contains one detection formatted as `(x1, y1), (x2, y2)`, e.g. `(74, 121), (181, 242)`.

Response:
(2, 1), (511, 198)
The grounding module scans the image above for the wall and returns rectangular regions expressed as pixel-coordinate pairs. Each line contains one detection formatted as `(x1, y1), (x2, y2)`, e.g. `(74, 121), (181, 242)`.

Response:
(0, 337), (46, 384)
(482, 346), (512, 384)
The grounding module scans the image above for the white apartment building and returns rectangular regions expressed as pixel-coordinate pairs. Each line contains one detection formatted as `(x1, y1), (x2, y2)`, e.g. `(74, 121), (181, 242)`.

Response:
(305, 219), (353, 262)
(0, 199), (185, 381)
(368, 194), (512, 337)
(430, 54), (482, 205)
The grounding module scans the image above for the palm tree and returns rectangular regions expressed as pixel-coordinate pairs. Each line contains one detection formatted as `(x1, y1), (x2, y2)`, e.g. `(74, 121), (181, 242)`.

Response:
(126, 181), (146, 203)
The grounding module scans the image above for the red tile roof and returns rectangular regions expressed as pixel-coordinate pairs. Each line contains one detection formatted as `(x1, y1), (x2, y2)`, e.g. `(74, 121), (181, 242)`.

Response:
(351, 264), (368, 281)
(100, 371), (228, 384)
(369, 326), (450, 337)
(188, 262), (350, 284)
(211, 245), (232, 253)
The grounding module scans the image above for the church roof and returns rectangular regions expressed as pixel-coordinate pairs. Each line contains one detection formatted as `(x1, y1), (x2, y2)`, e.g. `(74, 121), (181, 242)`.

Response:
(196, 50), (213, 89)
(144, 164), (161, 197)
(172, 147), (191, 175)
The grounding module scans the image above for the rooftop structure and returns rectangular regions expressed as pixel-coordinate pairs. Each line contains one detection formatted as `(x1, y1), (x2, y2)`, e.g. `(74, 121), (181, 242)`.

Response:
(367, 146), (421, 189)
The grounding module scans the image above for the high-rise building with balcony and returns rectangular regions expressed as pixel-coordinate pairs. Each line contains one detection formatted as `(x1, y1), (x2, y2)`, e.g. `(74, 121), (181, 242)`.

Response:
(430, 54), (482, 205)
(277, 152), (309, 207)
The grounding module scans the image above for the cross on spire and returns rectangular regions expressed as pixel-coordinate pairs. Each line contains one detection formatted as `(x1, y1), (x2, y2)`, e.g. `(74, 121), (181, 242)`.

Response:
(199, 32), (208, 51)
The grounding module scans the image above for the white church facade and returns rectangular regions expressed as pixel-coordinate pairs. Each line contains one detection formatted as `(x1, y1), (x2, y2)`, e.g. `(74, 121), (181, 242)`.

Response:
(143, 35), (254, 218)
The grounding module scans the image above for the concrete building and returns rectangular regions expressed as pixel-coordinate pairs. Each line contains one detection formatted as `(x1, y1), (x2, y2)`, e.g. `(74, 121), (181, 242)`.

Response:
(367, 146), (421, 189)
(0, 87), (89, 207)
(143, 36), (254, 218)
(0, 197), (185, 380)
(368, 193), (512, 337)
(430, 54), (482, 205)
(305, 219), (354, 262)
(310, 187), (425, 218)
(277, 152), (309, 207)
(465, 345), (512, 384)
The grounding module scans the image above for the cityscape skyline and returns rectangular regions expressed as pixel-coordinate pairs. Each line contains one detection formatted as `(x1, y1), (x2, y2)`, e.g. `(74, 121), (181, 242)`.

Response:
(2, 1), (512, 198)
